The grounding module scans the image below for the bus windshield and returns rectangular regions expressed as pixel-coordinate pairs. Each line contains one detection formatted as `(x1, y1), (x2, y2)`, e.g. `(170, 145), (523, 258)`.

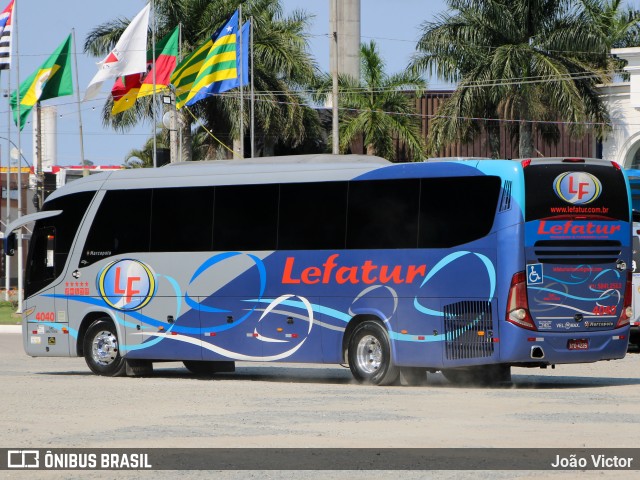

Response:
(25, 191), (95, 297)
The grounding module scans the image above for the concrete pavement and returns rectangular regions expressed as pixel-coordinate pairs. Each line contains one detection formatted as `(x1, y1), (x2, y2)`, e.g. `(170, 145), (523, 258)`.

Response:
(0, 325), (21, 333)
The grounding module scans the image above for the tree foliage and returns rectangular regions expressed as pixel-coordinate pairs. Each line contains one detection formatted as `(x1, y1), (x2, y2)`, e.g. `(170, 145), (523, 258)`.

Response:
(315, 41), (427, 161)
(410, 0), (639, 158)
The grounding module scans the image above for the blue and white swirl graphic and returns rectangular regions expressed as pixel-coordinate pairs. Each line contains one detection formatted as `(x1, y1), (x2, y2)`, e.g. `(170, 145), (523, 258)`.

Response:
(413, 251), (495, 316)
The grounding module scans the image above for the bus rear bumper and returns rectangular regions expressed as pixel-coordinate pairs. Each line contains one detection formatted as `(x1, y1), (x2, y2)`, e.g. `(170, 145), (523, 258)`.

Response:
(500, 326), (630, 365)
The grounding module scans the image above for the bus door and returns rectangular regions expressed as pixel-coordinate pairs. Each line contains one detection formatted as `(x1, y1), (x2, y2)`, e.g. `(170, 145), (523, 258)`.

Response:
(25, 225), (70, 356)
(522, 160), (632, 340)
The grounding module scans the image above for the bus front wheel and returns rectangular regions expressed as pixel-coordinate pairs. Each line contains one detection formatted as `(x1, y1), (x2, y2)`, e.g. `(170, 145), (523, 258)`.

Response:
(83, 319), (127, 377)
(348, 321), (399, 385)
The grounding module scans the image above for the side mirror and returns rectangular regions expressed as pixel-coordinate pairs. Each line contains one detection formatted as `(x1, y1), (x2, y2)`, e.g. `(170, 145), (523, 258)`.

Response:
(3, 232), (16, 256)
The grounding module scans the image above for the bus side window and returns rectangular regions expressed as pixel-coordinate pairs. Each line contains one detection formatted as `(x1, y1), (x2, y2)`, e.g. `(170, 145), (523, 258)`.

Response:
(213, 184), (279, 251)
(80, 190), (152, 265)
(346, 179), (420, 249)
(418, 176), (501, 248)
(279, 182), (347, 250)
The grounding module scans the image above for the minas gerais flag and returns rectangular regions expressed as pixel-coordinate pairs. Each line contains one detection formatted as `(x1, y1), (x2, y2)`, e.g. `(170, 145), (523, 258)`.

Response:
(10, 34), (73, 130)
(84, 3), (150, 101)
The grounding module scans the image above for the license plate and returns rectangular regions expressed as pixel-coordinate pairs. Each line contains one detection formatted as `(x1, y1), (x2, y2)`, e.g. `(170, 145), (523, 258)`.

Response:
(568, 339), (589, 350)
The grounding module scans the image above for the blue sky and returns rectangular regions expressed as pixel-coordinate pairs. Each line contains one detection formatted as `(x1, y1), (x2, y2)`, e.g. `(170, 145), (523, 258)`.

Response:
(3, 0), (637, 168)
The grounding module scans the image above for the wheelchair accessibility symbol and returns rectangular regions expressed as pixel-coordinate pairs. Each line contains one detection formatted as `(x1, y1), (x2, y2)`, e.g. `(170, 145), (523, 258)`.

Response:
(527, 264), (543, 285)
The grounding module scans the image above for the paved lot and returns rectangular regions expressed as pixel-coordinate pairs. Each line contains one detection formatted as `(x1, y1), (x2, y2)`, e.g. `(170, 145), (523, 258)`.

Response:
(1, 333), (639, 479)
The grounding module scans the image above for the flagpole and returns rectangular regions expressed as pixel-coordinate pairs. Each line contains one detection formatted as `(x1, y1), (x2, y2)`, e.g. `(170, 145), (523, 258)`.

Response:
(332, 0), (339, 155)
(35, 101), (42, 209)
(71, 29), (86, 174)
(13, 0), (22, 313)
(250, 16), (254, 159)
(5, 71), (11, 300)
(178, 23), (182, 162)
(239, 5), (244, 159)
(151, 0), (157, 168)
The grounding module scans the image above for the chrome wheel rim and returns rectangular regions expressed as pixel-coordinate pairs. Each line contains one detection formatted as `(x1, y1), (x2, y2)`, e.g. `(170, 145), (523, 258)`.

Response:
(355, 334), (383, 374)
(91, 330), (118, 366)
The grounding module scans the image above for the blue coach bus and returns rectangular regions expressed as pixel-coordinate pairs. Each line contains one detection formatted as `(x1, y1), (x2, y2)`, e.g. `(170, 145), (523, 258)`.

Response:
(625, 168), (640, 349)
(3, 154), (633, 385)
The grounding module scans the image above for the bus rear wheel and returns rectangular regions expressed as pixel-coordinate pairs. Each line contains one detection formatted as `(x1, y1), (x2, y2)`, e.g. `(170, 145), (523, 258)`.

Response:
(83, 319), (127, 377)
(348, 321), (399, 385)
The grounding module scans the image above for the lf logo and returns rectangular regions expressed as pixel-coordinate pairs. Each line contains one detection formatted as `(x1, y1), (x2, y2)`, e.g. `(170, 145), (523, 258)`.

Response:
(98, 259), (156, 311)
(7, 450), (39, 468)
(553, 172), (602, 205)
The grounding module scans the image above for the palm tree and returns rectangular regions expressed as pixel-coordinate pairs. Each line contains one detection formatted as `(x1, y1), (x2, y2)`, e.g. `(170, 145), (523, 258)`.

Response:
(85, 0), (321, 162)
(316, 40), (427, 161)
(575, 0), (640, 78)
(578, 0), (640, 50)
(123, 134), (168, 168)
(410, 0), (621, 158)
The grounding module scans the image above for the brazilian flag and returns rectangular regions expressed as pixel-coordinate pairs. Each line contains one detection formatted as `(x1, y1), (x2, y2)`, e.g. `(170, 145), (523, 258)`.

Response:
(10, 34), (73, 130)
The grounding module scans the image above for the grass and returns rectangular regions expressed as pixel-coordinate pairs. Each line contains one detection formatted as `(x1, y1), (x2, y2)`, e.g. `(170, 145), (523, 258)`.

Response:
(0, 302), (20, 325)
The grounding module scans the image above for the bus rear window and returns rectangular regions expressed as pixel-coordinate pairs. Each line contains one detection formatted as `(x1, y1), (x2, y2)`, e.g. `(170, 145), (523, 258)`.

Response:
(524, 164), (629, 221)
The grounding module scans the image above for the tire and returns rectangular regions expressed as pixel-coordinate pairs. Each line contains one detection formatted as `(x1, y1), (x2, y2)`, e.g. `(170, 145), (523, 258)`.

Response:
(183, 361), (235, 376)
(442, 365), (511, 386)
(399, 367), (427, 386)
(348, 321), (399, 385)
(83, 319), (127, 377)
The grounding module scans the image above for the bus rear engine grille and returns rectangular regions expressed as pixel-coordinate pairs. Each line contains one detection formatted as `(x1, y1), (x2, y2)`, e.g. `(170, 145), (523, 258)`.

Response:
(444, 300), (494, 360)
(533, 240), (622, 264)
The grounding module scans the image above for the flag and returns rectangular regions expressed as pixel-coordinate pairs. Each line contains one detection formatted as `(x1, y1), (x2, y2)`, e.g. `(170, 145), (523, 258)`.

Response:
(10, 34), (73, 130)
(111, 72), (144, 115)
(138, 25), (179, 98)
(0, 0), (14, 71)
(185, 12), (249, 107)
(171, 10), (248, 109)
(84, 3), (150, 101)
(171, 36), (215, 109)
(111, 26), (179, 115)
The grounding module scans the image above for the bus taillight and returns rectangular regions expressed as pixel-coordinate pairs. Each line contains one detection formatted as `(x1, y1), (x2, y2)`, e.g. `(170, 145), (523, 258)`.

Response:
(506, 271), (537, 331)
(616, 270), (633, 328)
